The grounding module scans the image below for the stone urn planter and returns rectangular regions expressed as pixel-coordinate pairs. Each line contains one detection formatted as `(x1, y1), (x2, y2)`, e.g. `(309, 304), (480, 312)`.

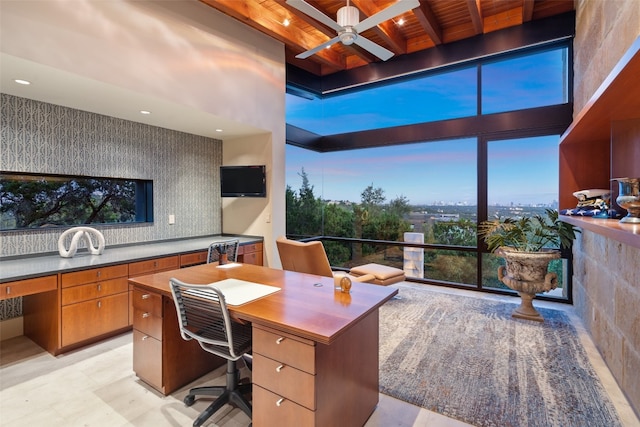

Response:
(496, 247), (560, 322)
(479, 209), (579, 322)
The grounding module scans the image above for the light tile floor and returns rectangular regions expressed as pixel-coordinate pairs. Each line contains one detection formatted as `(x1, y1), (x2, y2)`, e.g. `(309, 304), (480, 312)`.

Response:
(0, 283), (638, 427)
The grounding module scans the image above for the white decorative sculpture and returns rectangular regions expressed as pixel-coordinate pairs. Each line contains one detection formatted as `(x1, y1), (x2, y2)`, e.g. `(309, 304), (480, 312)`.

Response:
(58, 226), (105, 258)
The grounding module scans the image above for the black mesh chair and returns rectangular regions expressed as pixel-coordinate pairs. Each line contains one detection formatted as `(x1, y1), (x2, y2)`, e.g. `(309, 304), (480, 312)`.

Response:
(170, 278), (252, 427)
(207, 239), (240, 264)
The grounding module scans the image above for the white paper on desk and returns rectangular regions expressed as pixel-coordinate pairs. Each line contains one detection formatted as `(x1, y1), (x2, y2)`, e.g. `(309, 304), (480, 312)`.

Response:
(208, 278), (280, 306)
(216, 263), (242, 269)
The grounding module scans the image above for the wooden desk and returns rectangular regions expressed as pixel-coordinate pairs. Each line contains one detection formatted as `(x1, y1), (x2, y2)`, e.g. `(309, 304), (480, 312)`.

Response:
(128, 262), (397, 427)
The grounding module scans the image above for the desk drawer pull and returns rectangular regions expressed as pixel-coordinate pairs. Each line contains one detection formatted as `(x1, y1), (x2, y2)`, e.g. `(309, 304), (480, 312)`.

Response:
(97, 300), (102, 309)
(142, 312), (150, 318)
(276, 337), (285, 344)
(141, 294), (150, 300)
(6, 286), (10, 295)
(97, 283), (102, 292)
(276, 398), (284, 407)
(276, 364), (285, 372)
(142, 335), (149, 341)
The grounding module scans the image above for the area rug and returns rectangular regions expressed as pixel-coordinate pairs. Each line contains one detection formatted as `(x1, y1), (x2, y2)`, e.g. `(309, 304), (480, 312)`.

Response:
(379, 285), (622, 427)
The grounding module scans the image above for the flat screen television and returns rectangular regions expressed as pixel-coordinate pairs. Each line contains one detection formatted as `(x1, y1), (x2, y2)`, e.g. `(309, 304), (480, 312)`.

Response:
(220, 165), (266, 197)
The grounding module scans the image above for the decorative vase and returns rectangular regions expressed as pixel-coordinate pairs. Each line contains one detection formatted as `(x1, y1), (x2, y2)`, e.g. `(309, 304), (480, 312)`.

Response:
(613, 177), (640, 223)
(496, 247), (561, 322)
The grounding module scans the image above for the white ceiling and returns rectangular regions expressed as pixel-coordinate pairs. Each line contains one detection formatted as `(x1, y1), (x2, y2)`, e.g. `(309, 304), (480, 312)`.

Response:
(0, 1), (270, 141)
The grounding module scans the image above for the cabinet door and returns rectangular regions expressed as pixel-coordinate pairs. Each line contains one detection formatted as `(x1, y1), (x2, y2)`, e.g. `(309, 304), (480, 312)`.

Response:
(61, 292), (129, 347)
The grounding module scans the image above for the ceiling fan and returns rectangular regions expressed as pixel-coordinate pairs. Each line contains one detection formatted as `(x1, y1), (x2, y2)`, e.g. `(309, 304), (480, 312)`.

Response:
(286, 0), (420, 61)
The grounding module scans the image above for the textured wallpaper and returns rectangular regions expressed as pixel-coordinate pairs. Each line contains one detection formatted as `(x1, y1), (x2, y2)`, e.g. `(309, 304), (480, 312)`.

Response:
(0, 94), (223, 319)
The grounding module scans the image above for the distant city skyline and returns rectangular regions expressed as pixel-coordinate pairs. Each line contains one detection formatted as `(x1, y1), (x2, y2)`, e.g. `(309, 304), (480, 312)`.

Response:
(286, 134), (560, 207)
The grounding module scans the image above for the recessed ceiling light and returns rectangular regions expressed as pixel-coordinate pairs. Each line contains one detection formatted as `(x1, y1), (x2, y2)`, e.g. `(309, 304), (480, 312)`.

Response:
(397, 18), (405, 26)
(14, 79), (31, 85)
(215, 129), (223, 132)
(283, 18), (290, 27)
(140, 110), (151, 115)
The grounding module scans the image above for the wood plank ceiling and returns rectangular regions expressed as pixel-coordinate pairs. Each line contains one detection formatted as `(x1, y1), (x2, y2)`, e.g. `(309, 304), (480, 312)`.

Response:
(199, 0), (575, 76)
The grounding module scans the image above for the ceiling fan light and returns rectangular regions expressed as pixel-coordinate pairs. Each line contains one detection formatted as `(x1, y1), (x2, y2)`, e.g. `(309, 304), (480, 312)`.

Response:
(339, 30), (357, 45)
(337, 5), (359, 27)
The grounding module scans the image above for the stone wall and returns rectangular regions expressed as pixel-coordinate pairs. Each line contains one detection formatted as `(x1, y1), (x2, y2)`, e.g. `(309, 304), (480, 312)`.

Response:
(574, 0), (640, 114)
(572, 232), (640, 414)
(573, 0), (640, 416)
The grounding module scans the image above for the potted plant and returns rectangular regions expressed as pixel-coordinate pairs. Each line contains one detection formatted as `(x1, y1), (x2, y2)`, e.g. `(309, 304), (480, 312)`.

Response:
(478, 208), (579, 321)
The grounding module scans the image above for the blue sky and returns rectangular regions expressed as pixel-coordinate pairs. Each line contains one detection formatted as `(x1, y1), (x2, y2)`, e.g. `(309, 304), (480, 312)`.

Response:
(286, 48), (566, 206)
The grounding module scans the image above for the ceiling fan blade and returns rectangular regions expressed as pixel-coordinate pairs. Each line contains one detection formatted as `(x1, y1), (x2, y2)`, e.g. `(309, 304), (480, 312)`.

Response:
(353, 36), (394, 61)
(286, 0), (344, 33)
(354, 0), (420, 33)
(295, 35), (341, 59)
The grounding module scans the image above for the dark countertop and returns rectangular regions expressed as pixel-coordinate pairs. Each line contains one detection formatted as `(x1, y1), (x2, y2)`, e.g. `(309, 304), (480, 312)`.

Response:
(0, 235), (263, 282)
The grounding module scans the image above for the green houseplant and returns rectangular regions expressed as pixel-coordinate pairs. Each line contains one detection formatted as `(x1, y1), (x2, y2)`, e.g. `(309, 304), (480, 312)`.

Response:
(478, 209), (580, 321)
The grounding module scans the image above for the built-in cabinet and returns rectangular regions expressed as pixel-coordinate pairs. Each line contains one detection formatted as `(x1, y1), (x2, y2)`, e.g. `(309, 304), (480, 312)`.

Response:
(14, 239), (263, 355)
(60, 265), (129, 347)
(559, 37), (640, 249)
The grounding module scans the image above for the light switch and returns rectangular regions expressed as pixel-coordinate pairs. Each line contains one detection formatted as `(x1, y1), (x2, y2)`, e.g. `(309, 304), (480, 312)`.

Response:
(169, 214), (175, 224)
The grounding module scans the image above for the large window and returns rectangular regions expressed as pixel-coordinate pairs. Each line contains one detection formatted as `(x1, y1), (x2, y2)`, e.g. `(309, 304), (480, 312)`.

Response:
(0, 172), (153, 230)
(286, 67), (477, 135)
(285, 42), (572, 300)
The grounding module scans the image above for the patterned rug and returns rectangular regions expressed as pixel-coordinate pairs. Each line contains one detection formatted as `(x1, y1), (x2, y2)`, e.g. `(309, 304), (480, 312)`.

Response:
(379, 284), (622, 427)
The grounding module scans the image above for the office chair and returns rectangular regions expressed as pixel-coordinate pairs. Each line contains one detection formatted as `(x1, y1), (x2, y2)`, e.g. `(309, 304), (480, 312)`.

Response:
(207, 239), (240, 264)
(170, 278), (252, 427)
(276, 236), (406, 286)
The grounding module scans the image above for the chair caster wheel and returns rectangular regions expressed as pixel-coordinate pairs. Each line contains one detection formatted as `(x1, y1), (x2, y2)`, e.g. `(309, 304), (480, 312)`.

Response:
(184, 395), (195, 406)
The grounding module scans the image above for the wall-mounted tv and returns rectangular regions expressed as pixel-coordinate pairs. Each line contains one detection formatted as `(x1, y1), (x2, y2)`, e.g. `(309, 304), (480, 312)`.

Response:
(220, 165), (266, 198)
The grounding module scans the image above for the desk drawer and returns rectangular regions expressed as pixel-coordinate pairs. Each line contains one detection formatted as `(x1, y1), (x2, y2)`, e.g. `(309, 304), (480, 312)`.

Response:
(133, 329), (163, 391)
(253, 326), (315, 374)
(239, 242), (262, 254)
(61, 292), (129, 347)
(61, 277), (128, 305)
(253, 385), (315, 427)
(253, 353), (315, 410)
(180, 251), (208, 267)
(133, 307), (163, 339)
(1, 275), (57, 300)
(62, 264), (128, 288)
(132, 288), (163, 317)
(129, 256), (179, 276)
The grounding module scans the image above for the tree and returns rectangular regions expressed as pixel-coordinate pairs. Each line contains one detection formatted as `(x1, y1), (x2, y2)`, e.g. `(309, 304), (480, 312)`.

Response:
(285, 168), (323, 237)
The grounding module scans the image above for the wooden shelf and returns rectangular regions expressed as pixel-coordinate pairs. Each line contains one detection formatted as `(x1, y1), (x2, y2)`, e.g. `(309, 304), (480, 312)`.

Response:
(561, 216), (640, 250)
(558, 37), (640, 249)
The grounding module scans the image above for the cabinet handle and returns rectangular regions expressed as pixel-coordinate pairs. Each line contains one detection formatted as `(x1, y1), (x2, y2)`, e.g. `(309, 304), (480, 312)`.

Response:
(142, 335), (149, 341)
(97, 300), (102, 308)
(142, 312), (150, 318)
(141, 294), (150, 299)
(97, 270), (101, 278)
(276, 398), (284, 407)
(6, 286), (10, 295)
(97, 283), (102, 292)
(153, 261), (158, 268)
(276, 364), (285, 372)
(276, 337), (285, 344)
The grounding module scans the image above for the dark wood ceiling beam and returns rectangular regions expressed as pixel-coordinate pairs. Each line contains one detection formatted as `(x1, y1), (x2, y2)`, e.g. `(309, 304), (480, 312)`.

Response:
(274, 0), (335, 37)
(466, 0), (484, 34)
(199, 0), (345, 70)
(413, 0), (443, 45)
(522, 0), (535, 22)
